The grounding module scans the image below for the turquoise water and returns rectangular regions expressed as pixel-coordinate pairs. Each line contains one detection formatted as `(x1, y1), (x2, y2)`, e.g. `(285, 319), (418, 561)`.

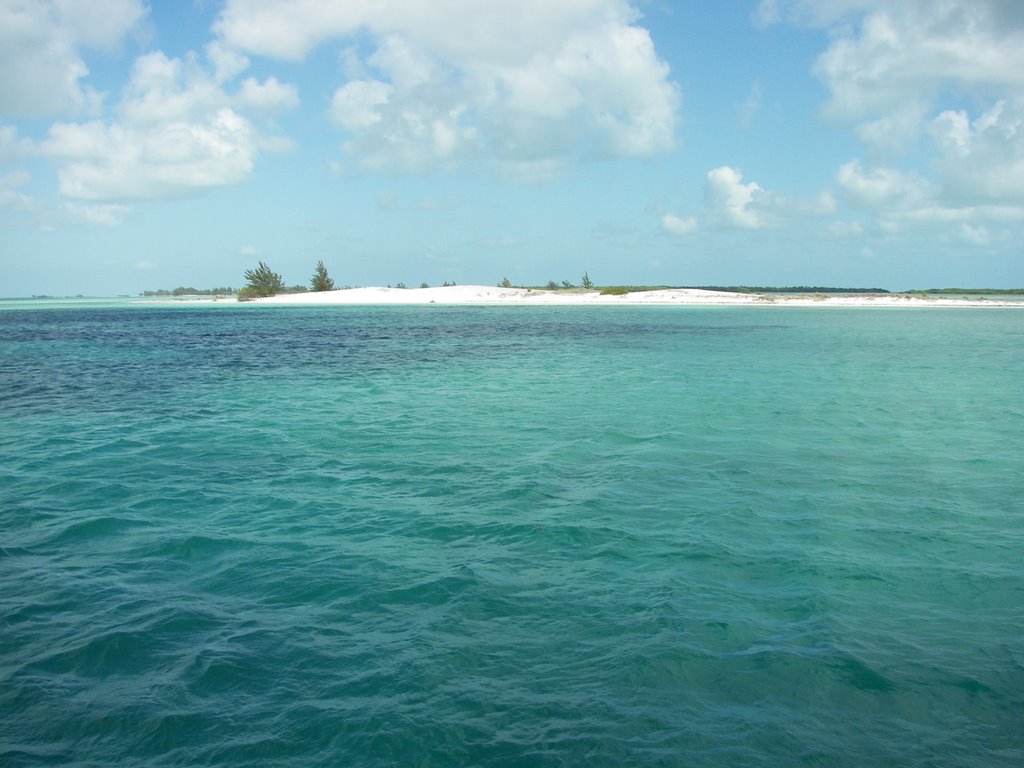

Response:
(2, 305), (1022, 767)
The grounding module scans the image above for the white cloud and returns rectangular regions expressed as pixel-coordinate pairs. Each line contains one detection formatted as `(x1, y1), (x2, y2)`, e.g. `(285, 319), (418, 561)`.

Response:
(205, 41), (250, 83)
(661, 213), (697, 235)
(854, 102), (929, 156)
(890, 205), (1024, 224)
(958, 223), (992, 246)
(836, 159), (1024, 235)
(236, 76), (299, 113)
(836, 159), (933, 211)
(804, 1), (1024, 125)
(663, 169), (832, 234)
(216, 0), (679, 172)
(704, 166), (777, 229)
(330, 80), (393, 131)
(0, 0), (146, 117)
(931, 99), (1024, 204)
(1, 125), (27, 160)
(0, 168), (32, 210)
(764, 0), (1024, 236)
(46, 109), (256, 201)
(64, 201), (131, 227)
(38, 48), (298, 203)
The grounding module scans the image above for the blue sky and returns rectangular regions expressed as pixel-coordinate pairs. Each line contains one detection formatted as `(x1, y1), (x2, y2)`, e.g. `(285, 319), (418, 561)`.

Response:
(2, 0), (1022, 296)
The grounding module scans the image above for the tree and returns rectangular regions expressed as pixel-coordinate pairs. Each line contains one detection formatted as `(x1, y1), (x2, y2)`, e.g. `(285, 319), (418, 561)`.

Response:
(499, 276), (512, 288)
(580, 271), (593, 289)
(311, 260), (335, 292)
(238, 261), (284, 301)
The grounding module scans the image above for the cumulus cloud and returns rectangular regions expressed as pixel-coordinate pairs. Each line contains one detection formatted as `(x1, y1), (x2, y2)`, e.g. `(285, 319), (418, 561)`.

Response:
(45, 110), (257, 201)
(764, 0), (1024, 232)
(704, 166), (778, 229)
(216, 0), (680, 172)
(662, 168), (834, 235)
(811, 2), (1024, 130)
(837, 158), (1024, 227)
(0, 0), (146, 117)
(39, 49), (298, 202)
(958, 223), (992, 246)
(661, 213), (697, 236)
(236, 76), (300, 114)
(836, 160), (933, 212)
(931, 99), (1024, 204)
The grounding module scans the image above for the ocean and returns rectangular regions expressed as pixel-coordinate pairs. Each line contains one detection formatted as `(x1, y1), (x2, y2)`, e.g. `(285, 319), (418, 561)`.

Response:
(2, 303), (1022, 767)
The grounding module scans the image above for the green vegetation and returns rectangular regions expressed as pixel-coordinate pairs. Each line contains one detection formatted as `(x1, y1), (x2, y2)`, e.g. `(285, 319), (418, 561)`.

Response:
(142, 286), (234, 297)
(907, 288), (1024, 295)
(599, 286), (630, 295)
(580, 272), (593, 290)
(238, 261), (285, 301)
(499, 276), (513, 288)
(310, 260), (335, 292)
(690, 285), (890, 294)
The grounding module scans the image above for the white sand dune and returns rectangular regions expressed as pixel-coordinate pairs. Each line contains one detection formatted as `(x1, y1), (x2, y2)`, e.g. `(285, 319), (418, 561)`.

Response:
(245, 285), (1020, 308)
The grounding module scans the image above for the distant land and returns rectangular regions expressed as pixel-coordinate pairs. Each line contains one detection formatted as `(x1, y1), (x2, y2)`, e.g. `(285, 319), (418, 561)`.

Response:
(141, 286), (235, 297)
(906, 288), (1024, 295)
(681, 286), (891, 294)
(136, 284), (1024, 298)
(9, 285), (1022, 302)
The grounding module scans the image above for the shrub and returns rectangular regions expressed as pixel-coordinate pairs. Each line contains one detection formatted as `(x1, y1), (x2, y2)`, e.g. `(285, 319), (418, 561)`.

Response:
(310, 260), (335, 292)
(239, 261), (284, 300)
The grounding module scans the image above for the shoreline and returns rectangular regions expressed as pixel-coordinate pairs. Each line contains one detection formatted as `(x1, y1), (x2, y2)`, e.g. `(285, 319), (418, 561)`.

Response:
(216, 285), (1024, 308)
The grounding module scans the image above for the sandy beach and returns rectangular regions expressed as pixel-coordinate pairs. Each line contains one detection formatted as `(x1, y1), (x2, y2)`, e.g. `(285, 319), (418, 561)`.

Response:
(241, 285), (1022, 308)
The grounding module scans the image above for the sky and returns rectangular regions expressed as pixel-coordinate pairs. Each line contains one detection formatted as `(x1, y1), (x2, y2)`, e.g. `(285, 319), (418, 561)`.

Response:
(1, 0), (1023, 296)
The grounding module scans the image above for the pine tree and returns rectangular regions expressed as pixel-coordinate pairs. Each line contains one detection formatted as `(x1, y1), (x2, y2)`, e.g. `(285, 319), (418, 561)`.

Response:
(311, 260), (335, 292)
(238, 261), (284, 300)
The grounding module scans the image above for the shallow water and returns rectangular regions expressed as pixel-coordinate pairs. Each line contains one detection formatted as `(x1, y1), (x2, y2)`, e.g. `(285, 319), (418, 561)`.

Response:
(2, 305), (1022, 766)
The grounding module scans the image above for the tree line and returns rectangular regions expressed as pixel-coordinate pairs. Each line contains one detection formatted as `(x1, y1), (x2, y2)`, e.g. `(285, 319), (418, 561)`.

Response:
(240, 263), (605, 301)
(237, 261), (467, 300)
(237, 260), (336, 301)
(142, 286), (235, 297)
